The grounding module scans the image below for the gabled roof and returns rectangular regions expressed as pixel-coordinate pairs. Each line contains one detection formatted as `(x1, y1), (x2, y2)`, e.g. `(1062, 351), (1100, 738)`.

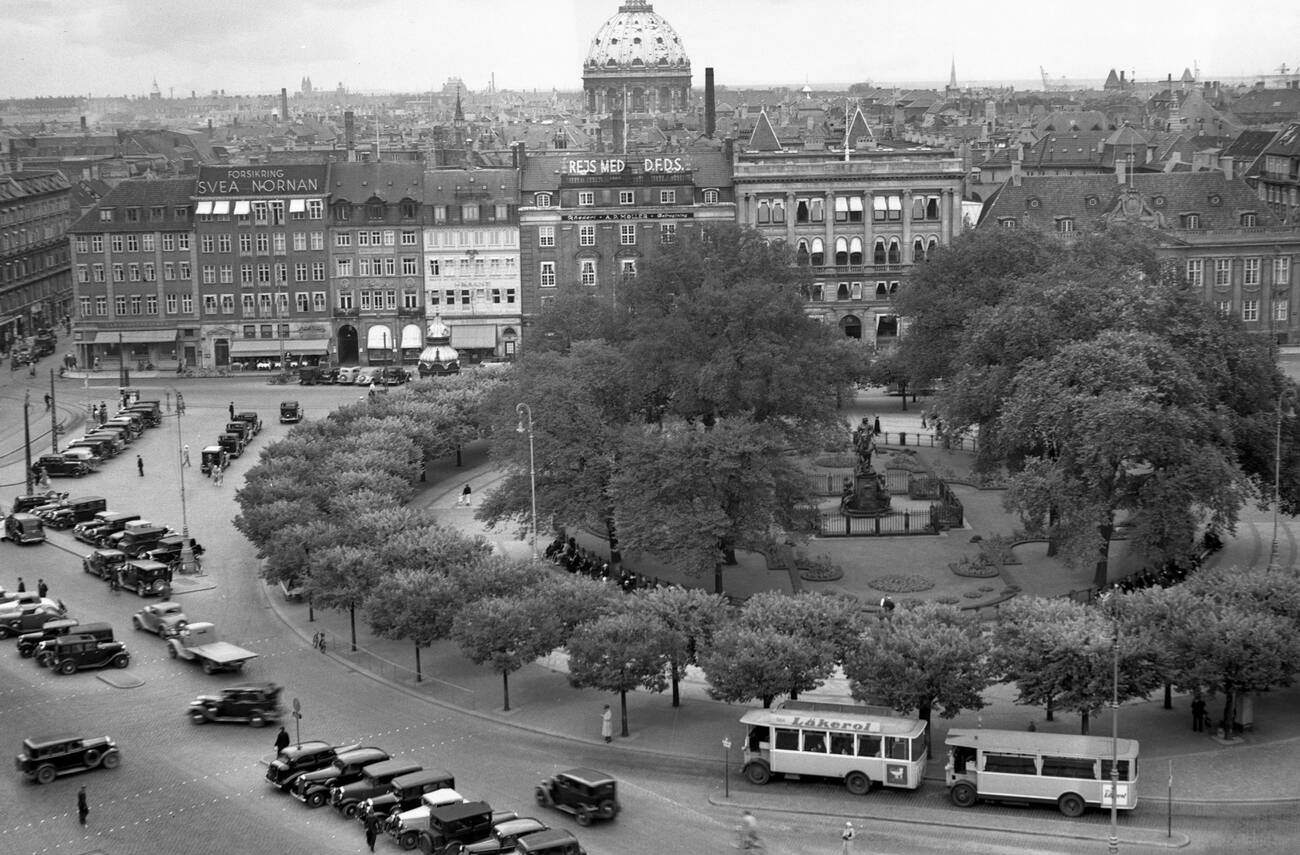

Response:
(1025, 131), (1107, 167)
(68, 177), (196, 233)
(845, 107), (874, 149)
(327, 162), (425, 203)
(746, 109), (782, 152)
(0, 169), (70, 201)
(1221, 129), (1278, 161)
(423, 168), (518, 205)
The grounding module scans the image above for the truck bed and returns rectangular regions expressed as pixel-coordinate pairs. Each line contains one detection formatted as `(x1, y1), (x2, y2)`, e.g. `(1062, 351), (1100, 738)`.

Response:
(187, 641), (257, 664)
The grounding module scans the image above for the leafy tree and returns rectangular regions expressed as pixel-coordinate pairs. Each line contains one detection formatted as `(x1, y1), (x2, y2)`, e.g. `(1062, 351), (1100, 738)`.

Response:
(988, 597), (1086, 721)
(699, 623), (834, 708)
(366, 567), (464, 682)
(737, 591), (862, 665)
(635, 586), (730, 706)
(535, 574), (625, 642)
(843, 603), (990, 729)
(566, 610), (672, 736)
(452, 594), (564, 711)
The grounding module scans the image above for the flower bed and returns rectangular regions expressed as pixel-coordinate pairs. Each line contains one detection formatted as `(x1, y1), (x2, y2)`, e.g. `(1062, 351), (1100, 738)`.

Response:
(868, 574), (935, 593)
(949, 556), (1001, 578)
(796, 556), (844, 582)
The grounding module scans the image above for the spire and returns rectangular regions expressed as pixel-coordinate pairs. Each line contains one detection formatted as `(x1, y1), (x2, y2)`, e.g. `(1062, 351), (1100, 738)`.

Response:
(949, 56), (957, 90)
(747, 109), (781, 152)
(454, 86), (464, 123)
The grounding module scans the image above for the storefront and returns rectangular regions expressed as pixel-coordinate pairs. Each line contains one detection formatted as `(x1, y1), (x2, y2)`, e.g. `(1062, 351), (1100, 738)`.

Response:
(226, 337), (330, 371)
(76, 329), (180, 372)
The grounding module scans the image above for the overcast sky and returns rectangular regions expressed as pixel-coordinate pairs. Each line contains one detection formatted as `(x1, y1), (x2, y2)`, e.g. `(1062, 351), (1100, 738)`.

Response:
(5, 0), (1299, 98)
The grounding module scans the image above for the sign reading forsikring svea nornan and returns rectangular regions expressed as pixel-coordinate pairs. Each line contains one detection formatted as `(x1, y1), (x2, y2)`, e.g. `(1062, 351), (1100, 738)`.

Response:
(196, 165), (327, 197)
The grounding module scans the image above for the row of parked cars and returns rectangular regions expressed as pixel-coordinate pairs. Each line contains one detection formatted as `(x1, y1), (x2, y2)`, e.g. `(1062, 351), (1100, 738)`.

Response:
(200, 409), (262, 475)
(33, 398), (166, 481)
(299, 364), (410, 386)
(1, 589), (131, 675)
(265, 739), (604, 853)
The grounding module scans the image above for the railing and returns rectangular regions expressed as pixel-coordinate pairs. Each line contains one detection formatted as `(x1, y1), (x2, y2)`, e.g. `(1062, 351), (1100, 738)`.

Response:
(818, 508), (940, 536)
(877, 430), (980, 454)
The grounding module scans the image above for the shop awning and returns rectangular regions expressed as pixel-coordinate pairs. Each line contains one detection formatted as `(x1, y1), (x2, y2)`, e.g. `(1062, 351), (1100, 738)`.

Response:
(211, 200), (231, 215)
(449, 325), (498, 349)
(194, 200), (213, 215)
(232, 200), (251, 216)
(228, 338), (329, 356)
(289, 199), (307, 213)
(107, 330), (178, 344)
(400, 323), (424, 348)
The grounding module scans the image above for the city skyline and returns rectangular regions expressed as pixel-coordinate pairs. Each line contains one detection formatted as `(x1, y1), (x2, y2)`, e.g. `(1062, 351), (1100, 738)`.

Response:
(4, 0), (1299, 100)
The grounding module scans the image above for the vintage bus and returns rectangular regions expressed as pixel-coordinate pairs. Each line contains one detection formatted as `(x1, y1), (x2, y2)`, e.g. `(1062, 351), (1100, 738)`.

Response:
(944, 729), (1140, 817)
(739, 700), (928, 795)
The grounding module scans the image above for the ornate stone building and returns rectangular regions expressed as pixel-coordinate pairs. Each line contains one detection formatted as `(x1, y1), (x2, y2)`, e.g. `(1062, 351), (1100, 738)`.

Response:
(582, 0), (691, 117)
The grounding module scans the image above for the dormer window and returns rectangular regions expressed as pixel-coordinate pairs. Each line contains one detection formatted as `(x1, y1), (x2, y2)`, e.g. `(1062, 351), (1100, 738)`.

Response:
(1181, 213), (1200, 229)
(125, 207), (140, 222)
(367, 202), (384, 220)
(1241, 212), (1258, 227)
(1055, 217), (1075, 233)
(98, 208), (114, 222)
(999, 217), (1018, 229)
(535, 193), (552, 208)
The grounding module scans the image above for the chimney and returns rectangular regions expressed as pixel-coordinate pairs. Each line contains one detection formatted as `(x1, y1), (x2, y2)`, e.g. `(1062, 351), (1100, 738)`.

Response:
(1120, 70), (1126, 85)
(344, 110), (356, 159)
(1222, 155), (1234, 180)
(280, 87), (289, 121)
(723, 136), (734, 165)
(207, 118), (213, 138)
(704, 67), (716, 138)
(511, 141), (526, 170)
(1011, 159), (1022, 187)
(612, 109), (624, 153)
(80, 116), (87, 132)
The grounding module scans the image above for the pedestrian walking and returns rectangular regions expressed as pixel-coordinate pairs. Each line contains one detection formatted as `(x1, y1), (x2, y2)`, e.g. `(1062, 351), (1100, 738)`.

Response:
(176, 392), (185, 415)
(182, 445), (191, 467)
(921, 412), (928, 429)
(228, 401), (235, 420)
(457, 483), (472, 507)
(1191, 692), (1207, 733)
(274, 726), (291, 754)
(601, 704), (613, 743)
(213, 463), (223, 486)
(840, 821), (855, 854)
(16, 577), (25, 593)
(38, 466), (51, 487)
(29, 361), (36, 377)
(364, 814), (379, 852)
(738, 810), (759, 850)
(137, 454), (144, 477)
(98, 401), (107, 425)
(37, 579), (48, 599)
(872, 416), (881, 436)
(77, 786), (88, 826)
(44, 393), (51, 411)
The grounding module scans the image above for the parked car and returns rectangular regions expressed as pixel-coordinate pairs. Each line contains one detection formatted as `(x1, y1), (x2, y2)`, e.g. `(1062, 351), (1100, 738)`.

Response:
(16, 734), (120, 785)
(67, 435), (118, 459)
(266, 741), (362, 793)
(111, 523), (173, 556)
(142, 535), (204, 570)
(83, 548), (128, 579)
(217, 432), (245, 458)
(46, 634), (130, 674)
(225, 422), (254, 445)
(534, 769), (619, 826)
(34, 623), (112, 666)
(292, 747), (391, 808)
(415, 801), (498, 855)
(355, 369), (379, 387)
(74, 511), (140, 545)
(279, 400), (304, 423)
(512, 829), (587, 855)
(123, 400), (162, 427)
(386, 788), (466, 850)
(30, 454), (89, 478)
(0, 591), (59, 614)
(234, 411), (262, 435)
(17, 618), (80, 657)
(380, 366), (409, 386)
(11, 491), (68, 514)
(448, 816), (551, 855)
(200, 446), (229, 475)
(59, 448), (102, 472)
(332, 759), (424, 819)
(188, 682), (283, 727)
(2, 513), (45, 544)
(132, 601), (187, 636)
(0, 603), (66, 639)
(357, 769), (455, 825)
(299, 366), (338, 385)
(40, 496), (107, 529)
(335, 366), (362, 385)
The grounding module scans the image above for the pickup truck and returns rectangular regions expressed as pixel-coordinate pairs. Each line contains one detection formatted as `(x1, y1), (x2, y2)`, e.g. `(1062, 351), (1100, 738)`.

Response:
(166, 621), (258, 674)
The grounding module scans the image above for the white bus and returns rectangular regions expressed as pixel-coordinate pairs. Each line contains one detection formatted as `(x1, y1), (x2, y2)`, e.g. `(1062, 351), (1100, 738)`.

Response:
(739, 700), (928, 795)
(944, 729), (1140, 817)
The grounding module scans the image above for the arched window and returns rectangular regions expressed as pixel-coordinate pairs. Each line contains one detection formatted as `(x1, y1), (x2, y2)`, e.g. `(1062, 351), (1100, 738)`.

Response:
(836, 282), (850, 300)
(795, 239), (810, 266)
(849, 237), (863, 266)
(927, 237), (938, 256)
(757, 200), (770, 224)
(887, 238), (901, 265)
(912, 196), (926, 220)
(927, 196), (940, 219)
(810, 238), (824, 266)
(875, 282), (887, 298)
(795, 200), (809, 223)
(771, 199), (786, 223)
(873, 238), (887, 265)
(912, 238), (925, 263)
(834, 237), (849, 266)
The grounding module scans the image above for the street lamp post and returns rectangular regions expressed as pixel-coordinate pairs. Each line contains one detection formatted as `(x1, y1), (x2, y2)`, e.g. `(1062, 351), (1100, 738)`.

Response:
(175, 406), (197, 575)
(23, 391), (34, 495)
(1108, 621), (1120, 855)
(515, 403), (538, 559)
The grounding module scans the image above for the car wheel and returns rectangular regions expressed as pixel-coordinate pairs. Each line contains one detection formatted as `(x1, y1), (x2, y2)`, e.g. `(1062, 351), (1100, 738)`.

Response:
(950, 781), (977, 808)
(535, 785), (549, 806)
(137, 583), (147, 597)
(83, 749), (101, 767)
(399, 830), (420, 850)
(0, 626), (11, 639)
(168, 644), (178, 658)
(1058, 792), (1086, 818)
(845, 771), (871, 796)
(101, 750), (120, 769)
(744, 761), (771, 786)
(35, 764), (57, 785)
(575, 807), (593, 826)
(306, 789), (327, 808)
(132, 616), (143, 630)
(114, 654), (130, 668)
(190, 711), (208, 724)
(58, 660), (77, 675)
(249, 713), (266, 728)
(341, 802), (359, 819)
(598, 798), (617, 819)
(202, 660), (217, 675)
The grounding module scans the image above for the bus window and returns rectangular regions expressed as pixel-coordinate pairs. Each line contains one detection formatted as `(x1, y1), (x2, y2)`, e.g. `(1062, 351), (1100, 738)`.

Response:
(1101, 759), (1133, 781)
(983, 753), (1037, 775)
(885, 736), (910, 760)
(1042, 757), (1097, 779)
(775, 728), (799, 751)
(911, 731), (929, 763)
(747, 726), (766, 751)
(830, 734), (854, 756)
(802, 731), (827, 753)
(857, 735), (881, 757)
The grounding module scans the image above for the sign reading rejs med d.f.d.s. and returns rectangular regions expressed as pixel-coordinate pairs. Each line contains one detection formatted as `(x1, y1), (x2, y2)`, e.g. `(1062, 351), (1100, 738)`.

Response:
(196, 165), (327, 197)
(565, 157), (689, 175)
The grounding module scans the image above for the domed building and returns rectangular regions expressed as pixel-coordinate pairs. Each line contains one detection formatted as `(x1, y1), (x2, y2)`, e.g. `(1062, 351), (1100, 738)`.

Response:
(582, 0), (691, 116)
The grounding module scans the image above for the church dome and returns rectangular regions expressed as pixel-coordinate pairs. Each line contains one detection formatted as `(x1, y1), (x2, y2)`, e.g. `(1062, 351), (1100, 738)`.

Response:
(584, 1), (690, 72)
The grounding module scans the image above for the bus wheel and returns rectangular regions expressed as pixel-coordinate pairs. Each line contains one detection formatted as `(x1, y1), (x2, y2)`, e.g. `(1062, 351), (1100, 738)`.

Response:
(950, 782), (977, 808)
(845, 771), (871, 795)
(1057, 793), (1086, 818)
(743, 762), (771, 786)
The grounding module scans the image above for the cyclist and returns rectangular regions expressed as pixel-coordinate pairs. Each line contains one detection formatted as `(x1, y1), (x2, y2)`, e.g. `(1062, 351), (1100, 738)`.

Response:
(737, 810), (762, 850)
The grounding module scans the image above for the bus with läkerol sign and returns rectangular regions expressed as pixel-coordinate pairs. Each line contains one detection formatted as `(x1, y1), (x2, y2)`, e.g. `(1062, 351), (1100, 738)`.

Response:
(739, 700), (928, 795)
(944, 729), (1139, 817)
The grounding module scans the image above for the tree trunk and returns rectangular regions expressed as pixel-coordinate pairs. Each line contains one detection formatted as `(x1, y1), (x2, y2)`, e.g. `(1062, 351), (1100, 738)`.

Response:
(1163, 682), (1172, 710)
(899, 382), (908, 411)
(789, 687), (799, 701)
(455, 445), (463, 467)
(1093, 522), (1114, 591)
(762, 694), (774, 709)
(619, 688), (629, 737)
(713, 561), (724, 596)
(669, 659), (681, 708)
(414, 643), (422, 683)
(1046, 505), (1060, 557)
(1220, 684), (1235, 736)
(604, 514), (622, 565)
(918, 698), (932, 731)
(1046, 696), (1054, 722)
(502, 671), (511, 712)
(1080, 710), (1090, 735)
(349, 603), (357, 653)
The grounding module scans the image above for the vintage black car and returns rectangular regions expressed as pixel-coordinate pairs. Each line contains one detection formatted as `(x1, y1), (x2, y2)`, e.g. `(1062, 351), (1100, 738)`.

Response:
(31, 454), (90, 478)
(298, 366), (338, 385)
(74, 511), (140, 545)
(16, 733), (121, 785)
(40, 496), (107, 529)
(266, 741), (362, 792)
(2, 512), (44, 544)
(332, 759), (423, 819)
(11, 491), (68, 515)
(0, 604), (66, 639)
(534, 769), (619, 826)
(111, 524), (173, 557)
(224, 421), (254, 444)
(416, 801), (498, 855)
(123, 401), (162, 427)
(279, 400), (303, 423)
(143, 535), (204, 570)
(33, 623), (111, 665)
(512, 829), (587, 855)
(357, 769), (455, 825)
(46, 634), (130, 674)
(83, 548), (129, 579)
(17, 618), (80, 657)
(380, 366), (409, 386)
(217, 432), (245, 458)
(200, 446), (228, 475)
(292, 746), (391, 808)
(188, 682), (282, 727)
(234, 411), (262, 435)
(118, 559), (172, 596)
(449, 816), (551, 855)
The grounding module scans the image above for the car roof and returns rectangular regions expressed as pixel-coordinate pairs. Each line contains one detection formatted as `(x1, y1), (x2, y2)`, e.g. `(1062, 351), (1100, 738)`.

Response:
(430, 801), (492, 822)
(281, 740), (332, 756)
(8, 513), (41, 522)
(148, 601), (184, 612)
(517, 829), (580, 851)
(360, 759), (422, 778)
(392, 769), (454, 788)
(129, 559), (169, 570)
(225, 682), (280, 694)
(23, 733), (82, 749)
(35, 619), (79, 631)
(495, 817), (547, 835)
(556, 768), (617, 787)
(338, 747), (389, 764)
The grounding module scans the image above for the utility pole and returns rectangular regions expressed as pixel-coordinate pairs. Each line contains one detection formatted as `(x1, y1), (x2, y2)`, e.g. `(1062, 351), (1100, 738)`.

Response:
(48, 369), (59, 453)
(23, 391), (34, 495)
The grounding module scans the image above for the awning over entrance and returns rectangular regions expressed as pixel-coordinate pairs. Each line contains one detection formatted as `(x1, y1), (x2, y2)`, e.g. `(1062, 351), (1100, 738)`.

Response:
(229, 338), (329, 356)
(449, 325), (498, 348)
(400, 323), (423, 348)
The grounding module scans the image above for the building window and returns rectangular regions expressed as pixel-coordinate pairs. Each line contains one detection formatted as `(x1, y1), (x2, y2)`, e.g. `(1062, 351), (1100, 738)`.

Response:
(161, 233), (174, 252)
(795, 239), (810, 265)
(312, 262), (325, 281)
(143, 263), (155, 281)
(1244, 258), (1261, 287)
(257, 264), (270, 284)
(1241, 213), (1258, 227)
(1182, 213), (1201, 229)
(1185, 259), (1204, 287)
(810, 238), (824, 266)
(125, 235), (140, 252)
(336, 232), (352, 247)
(539, 226), (555, 247)
(142, 234), (155, 251)
(1243, 299), (1259, 322)
(310, 231), (324, 250)
(703, 189), (719, 205)
(849, 237), (863, 266)
(403, 290), (419, 309)
(757, 200), (770, 224)
(181, 294), (193, 313)
(1275, 257), (1291, 285)
(1056, 218), (1075, 232)
(580, 259), (597, 286)
(540, 262), (556, 287)
(164, 262), (176, 281)
(1214, 259), (1231, 286)
(402, 257), (418, 275)
(835, 197), (850, 223)
(218, 264), (232, 284)
(1214, 300), (1231, 317)
(221, 294), (235, 314)
(771, 199), (785, 223)
(887, 238), (901, 265)
(242, 294), (256, 316)
(166, 294), (177, 314)
(338, 291), (354, 310)
(295, 263), (308, 281)
(834, 238), (849, 266)
(461, 204), (479, 222)
(580, 225), (596, 246)
(619, 190), (635, 205)
(661, 223), (677, 244)
(358, 231), (371, 247)
(307, 199), (323, 220)
(621, 259), (637, 279)
(203, 295), (218, 314)
(1274, 301), (1288, 322)
(999, 217), (1018, 229)
(291, 232), (306, 252)
(660, 189), (676, 204)
(177, 234), (190, 251)
(536, 193), (552, 208)
(578, 191), (595, 207)
(337, 258), (353, 277)
(76, 264), (89, 283)
(269, 201), (285, 225)
(273, 232), (286, 254)
(92, 264), (105, 282)
(313, 291), (327, 312)
(401, 230), (417, 246)
(179, 261), (190, 279)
